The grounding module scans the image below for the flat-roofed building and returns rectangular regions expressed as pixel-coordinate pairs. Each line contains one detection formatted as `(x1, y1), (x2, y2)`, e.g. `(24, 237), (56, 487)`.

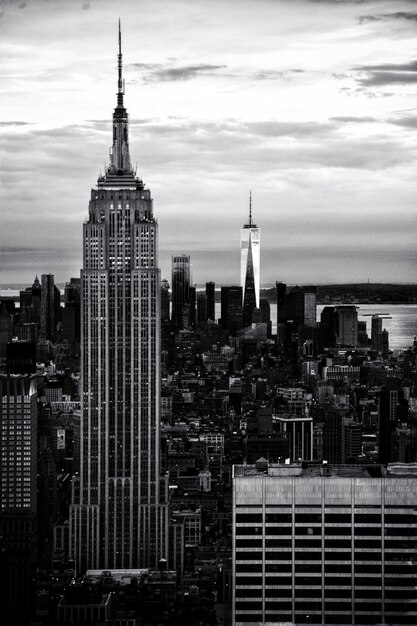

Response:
(232, 461), (417, 626)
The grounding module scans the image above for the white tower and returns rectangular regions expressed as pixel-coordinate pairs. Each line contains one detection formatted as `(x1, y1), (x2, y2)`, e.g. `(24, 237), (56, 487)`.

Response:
(240, 191), (260, 326)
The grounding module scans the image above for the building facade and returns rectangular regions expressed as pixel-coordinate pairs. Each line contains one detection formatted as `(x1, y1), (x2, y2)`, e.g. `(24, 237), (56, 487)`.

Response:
(69, 25), (168, 572)
(0, 374), (38, 626)
(171, 254), (191, 330)
(240, 192), (260, 327)
(233, 461), (417, 626)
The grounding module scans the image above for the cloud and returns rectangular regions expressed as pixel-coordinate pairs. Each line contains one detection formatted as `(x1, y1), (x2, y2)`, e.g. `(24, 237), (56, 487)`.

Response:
(359, 12), (417, 24)
(0, 120), (32, 126)
(388, 115), (417, 129)
(129, 62), (227, 83)
(354, 60), (417, 87)
(329, 116), (376, 123)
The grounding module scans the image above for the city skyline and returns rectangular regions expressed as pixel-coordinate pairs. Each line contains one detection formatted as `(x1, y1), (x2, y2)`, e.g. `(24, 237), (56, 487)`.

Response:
(1, 0), (416, 285)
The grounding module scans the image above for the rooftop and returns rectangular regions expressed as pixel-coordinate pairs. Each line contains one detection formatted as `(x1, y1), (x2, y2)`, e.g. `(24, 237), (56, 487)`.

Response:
(233, 461), (417, 479)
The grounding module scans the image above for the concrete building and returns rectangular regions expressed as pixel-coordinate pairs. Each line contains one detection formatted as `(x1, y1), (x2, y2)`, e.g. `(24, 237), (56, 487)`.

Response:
(233, 461), (417, 626)
(0, 374), (38, 626)
(69, 25), (168, 572)
(172, 254), (191, 330)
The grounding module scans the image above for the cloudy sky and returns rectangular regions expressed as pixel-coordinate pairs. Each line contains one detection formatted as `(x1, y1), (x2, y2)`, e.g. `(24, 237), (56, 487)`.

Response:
(1, 0), (416, 286)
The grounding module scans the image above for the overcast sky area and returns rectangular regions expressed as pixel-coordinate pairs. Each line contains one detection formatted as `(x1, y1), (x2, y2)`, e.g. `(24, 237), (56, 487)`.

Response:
(1, 0), (416, 286)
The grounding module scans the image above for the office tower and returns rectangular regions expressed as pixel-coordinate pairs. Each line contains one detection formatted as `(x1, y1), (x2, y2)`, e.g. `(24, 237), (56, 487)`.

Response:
(285, 285), (317, 328)
(241, 192), (260, 327)
(336, 305), (358, 347)
(160, 279), (170, 323)
(233, 461), (417, 626)
(40, 273), (61, 340)
(0, 374), (37, 626)
(63, 278), (81, 344)
(378, 381), (404, 464)
(171, 254), (191, 330)
(276, 281), (286, 323)
(260, 298), (271, 337)
(381, 328), (389, 355)
(69, 25), (168, 572)
(31, 276), (41, 324)
(196, 291), (207, 322)
(205, 281), (215, 322)
(371, 314), (383, 352)
(6, 340), (36, 375)
(0, 301), (14, 358)
(189, 284), (196, 328)
(220, 286), (242, 336)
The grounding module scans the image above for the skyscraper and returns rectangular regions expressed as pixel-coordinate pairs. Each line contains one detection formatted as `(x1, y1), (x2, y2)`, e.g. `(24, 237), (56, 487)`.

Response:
(69, 24), (168, 572)
(0, 373), (37, 626)
(241, 192), (260, 327)
(205, 281), (215, 322)
(220, 286), (242, 336)
(233, 461), (417, 626)
(171, 254), (191, 330)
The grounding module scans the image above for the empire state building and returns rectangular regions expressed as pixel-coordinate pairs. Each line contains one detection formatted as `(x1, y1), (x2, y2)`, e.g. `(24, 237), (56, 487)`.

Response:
(70, 24), (168, 572)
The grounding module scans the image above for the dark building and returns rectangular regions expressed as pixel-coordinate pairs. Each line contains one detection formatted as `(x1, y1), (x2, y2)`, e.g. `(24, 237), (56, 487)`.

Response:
(260, 298), (271, 337)
(0, 374), (38, 626)
(276, 281), (286, 323)
(205, 281), (215, 322)
(63, 278), (80, 344)
(161, 279), (170, 323)
(40, 273), (61, 341)
(172, 254), (191, 330)
(196, 291), (207, 322)
(0, 301), (14, 359)
(285, 285), (317, 328)
(6, 340), (36, 375)
(220, 286), (242, 336)
(189, 285), (196, 328)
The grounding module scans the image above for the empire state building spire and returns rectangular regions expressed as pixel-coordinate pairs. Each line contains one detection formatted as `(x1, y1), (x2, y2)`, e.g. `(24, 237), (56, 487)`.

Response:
(108, 20), (131, 176)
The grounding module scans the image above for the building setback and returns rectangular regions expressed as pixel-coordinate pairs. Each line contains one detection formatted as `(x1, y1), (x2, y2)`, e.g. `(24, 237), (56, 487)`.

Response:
(69, 24), (168, 572)
(233, 461), (417, 626)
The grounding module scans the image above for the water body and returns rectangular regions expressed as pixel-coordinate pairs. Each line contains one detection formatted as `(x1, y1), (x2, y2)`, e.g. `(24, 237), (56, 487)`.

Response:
(214, 303), (417, 350)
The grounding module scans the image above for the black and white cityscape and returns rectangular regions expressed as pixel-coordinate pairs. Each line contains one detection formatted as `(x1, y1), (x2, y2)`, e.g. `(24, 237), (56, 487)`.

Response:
(1, 1), (417, 625)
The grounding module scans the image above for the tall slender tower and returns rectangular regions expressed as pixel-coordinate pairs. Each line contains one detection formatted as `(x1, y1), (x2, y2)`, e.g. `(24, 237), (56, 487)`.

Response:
(70, 23), (168, 572)
(241, 191), (260, 327)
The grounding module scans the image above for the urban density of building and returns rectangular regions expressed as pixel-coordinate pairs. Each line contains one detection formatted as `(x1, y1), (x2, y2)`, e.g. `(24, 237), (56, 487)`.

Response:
(1, 21), (417, 626)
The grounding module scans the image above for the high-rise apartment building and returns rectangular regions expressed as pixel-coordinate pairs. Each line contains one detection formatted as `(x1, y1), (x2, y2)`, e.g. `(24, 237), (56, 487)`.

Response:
(69, 25), (168, 572)
(233, 461), (417, 626)
(171, 254), (191, 330)
(0, 374), (38, 626)
(241, 192), (260, 327)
